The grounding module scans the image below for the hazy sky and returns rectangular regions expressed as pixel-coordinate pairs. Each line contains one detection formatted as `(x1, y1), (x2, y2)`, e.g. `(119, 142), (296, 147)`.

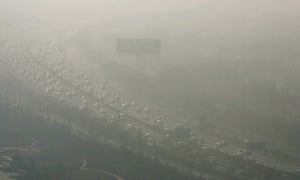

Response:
(1, 0), (299, 24)
(0, 0), (299, 49)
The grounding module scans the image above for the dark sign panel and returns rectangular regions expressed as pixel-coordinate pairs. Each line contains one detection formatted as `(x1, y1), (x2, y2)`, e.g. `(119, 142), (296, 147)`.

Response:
(117, 38), (161, 54)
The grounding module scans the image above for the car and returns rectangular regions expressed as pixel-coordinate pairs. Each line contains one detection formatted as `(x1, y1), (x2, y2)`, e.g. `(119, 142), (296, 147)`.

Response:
(122, 103), (128, 111)
(45, 88), (50, 95)
(201, 146), (208, 150)
(145, 132), (152, 137)
(115, 95), (120, 101)
(144, 107), (150, 113)
(131, 101), (136, 106)
(143, 115), (149, 121)
(94, 102), (100, 108)
(155, 119), (163, 127)
(126, 123), (133, 129)
(82, 99), (88, 105)
(119, 113), (125, 119)
(59, 96), (65, 102)
(110, 98), (117, 104)
(99, 108), (105, 113)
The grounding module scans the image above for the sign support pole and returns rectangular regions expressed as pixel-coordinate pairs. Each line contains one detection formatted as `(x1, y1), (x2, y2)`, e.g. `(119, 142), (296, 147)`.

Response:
(136, 53), (142, 68)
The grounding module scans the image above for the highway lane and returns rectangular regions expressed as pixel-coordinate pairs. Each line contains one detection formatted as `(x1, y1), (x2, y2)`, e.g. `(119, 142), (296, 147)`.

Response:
(29, 54), (166, 136)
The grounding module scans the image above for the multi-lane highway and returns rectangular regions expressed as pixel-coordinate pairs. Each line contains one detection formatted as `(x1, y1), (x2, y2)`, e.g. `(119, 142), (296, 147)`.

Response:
(1, 29), (300, 179)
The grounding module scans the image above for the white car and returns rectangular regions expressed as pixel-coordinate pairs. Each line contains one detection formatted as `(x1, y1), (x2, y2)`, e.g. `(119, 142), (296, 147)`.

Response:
(59, 96), (65, 102)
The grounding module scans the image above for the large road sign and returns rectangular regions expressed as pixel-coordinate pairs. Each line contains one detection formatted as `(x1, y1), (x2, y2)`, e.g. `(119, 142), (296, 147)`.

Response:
(116, 38), (161, 54)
